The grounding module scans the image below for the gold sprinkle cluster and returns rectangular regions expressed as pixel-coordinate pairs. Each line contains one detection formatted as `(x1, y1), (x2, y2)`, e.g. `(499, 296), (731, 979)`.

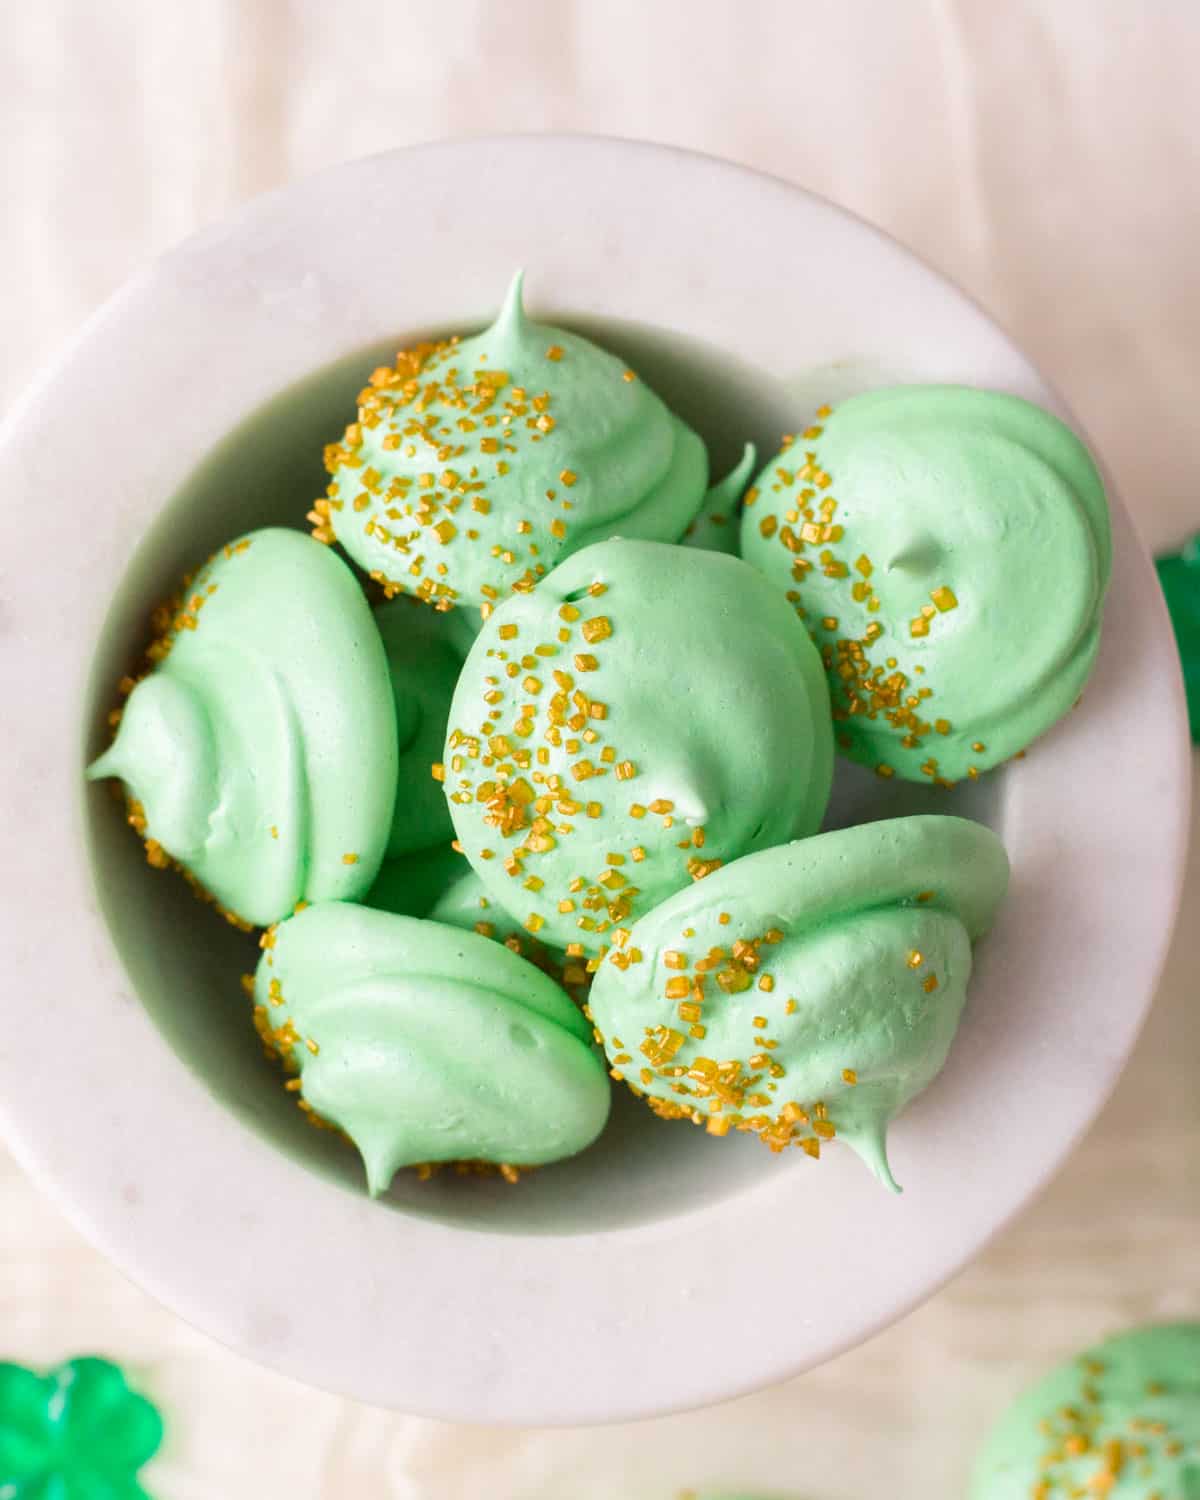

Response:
(309, 336), (600, 611)
(136, 537), (251, 673)
(750, 406), (987, 785)
(602, 924), (831, 1157)
(412, 1160), (525, 1185)
(598, 917), (950, 1158)
(1028, 1354), (1191, 1498)
(116, 794), (253, 930)
(443, 577), (722, 955)
(467, 890), (592, 1002)
(245, 965), (333, 1139)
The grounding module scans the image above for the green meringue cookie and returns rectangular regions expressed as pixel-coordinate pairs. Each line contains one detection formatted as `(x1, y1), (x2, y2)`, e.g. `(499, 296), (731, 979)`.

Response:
(739, 387), (1111, 782)
(443, 538), (834, 954)
(254, 902), (610, 1193)
(367, 845), (576, 965)
(313, 272), (708, 609)
(367, 849), (545, 949)
(970, 1324), (1200, 1499)
(429, 867), (531, 946)
(88, 529), (397, 927)
(375, 599), (465, 858)
(430, 866), (587, 985)
(364, 841), (468, 919)
(681, 443), (757, 555)
(365, 846), (534, 946)
(370, 856), (587, 1004)
(588, 815), (1008, 1188)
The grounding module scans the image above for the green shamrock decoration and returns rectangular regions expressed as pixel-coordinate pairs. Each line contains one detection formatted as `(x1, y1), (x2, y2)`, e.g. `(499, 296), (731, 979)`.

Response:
(1157, 534), (1200, 743)
(0, 1357), (163, 1499)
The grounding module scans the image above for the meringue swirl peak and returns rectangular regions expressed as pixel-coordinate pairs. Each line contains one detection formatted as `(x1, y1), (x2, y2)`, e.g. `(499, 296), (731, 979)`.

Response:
(253, 902), (611, 1194)
(589, 815), (1009, 1189)
(311, 271), (709, 610)
(740, 386), (1111, 782)
(88, 529), (398, 927)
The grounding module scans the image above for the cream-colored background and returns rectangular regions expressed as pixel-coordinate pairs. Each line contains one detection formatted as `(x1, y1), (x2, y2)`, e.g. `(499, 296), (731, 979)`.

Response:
(2, 3), (1198, 1496)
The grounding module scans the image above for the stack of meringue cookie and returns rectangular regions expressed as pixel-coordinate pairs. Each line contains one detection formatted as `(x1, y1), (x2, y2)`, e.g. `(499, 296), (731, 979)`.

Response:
(89, 274), (1111, 1197)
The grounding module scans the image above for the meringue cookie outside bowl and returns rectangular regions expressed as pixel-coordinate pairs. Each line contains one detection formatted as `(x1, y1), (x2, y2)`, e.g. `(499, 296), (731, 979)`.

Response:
(0, 136), (1187, 1425)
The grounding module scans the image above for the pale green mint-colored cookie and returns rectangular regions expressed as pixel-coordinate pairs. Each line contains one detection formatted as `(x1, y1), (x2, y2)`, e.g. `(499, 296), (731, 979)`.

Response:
(363, 841), (468, 920)
(429, 867), (535, 947)
(970, 1323), (1200, 1499)
(681, 443), (756, 555)
(367, 847), (540, 947)
(312, 272), (708, 610)
(431, 867), (588, 989)
(253, 902), (611, 1194)
(588, 815), (1008, 1188)
(739, 387), (1111, 783)
(371, 856), (588, 1000)
(87, 529), (398, 928)
(375, 599), (466, 859)
(442, 538), (834, 955)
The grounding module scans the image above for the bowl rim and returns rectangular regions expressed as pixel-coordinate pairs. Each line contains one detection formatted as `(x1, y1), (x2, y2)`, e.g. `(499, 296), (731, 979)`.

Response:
(0, 132), (1189, 1424)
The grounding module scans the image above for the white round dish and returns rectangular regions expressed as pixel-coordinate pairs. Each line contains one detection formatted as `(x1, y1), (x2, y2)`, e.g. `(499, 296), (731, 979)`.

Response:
(0, 136), (1187, 1425)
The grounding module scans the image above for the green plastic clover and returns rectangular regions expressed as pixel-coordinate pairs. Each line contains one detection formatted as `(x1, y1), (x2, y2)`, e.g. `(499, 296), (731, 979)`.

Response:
(1157, 534), (1200, 742)
(0, 1357), (163, 1499)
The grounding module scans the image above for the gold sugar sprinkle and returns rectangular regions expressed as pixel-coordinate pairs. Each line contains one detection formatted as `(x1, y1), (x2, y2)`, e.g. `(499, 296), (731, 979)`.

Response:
(581, 616), (612, 644)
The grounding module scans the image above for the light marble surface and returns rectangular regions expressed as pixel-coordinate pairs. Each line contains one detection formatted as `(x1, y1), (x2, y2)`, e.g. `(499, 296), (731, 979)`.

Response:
(1, 2), (1197, 1495)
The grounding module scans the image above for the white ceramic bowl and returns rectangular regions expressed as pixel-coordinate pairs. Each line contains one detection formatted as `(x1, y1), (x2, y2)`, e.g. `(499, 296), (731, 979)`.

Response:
(0, 136), (1188, 1425)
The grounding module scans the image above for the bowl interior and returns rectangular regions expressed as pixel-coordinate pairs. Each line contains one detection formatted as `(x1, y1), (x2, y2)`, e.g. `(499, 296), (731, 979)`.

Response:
(83, 313), (1003, 1235)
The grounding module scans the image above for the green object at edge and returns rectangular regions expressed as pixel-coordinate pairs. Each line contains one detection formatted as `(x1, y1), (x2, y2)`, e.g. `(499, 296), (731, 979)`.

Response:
(1156, 535), (1200, 742)
(0, 1357), (163, 1498)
